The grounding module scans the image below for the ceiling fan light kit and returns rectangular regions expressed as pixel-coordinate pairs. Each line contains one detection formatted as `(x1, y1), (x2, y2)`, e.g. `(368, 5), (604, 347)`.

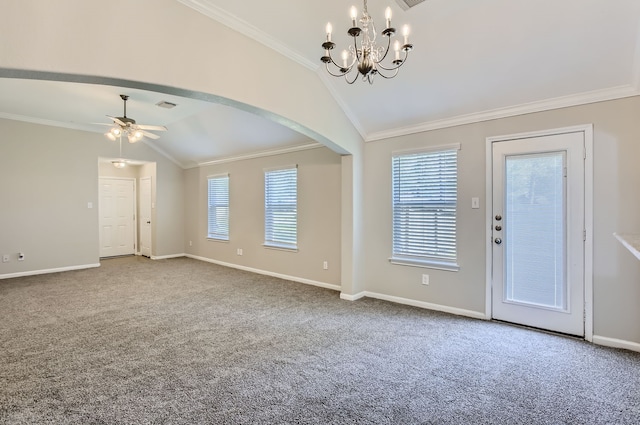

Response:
(321, 0), (413, 84)
(99, 94), (168, 168)
(102, 94), (167, 143)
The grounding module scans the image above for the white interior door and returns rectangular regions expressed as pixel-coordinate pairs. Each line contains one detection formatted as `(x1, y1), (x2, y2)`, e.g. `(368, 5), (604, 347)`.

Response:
(99, 178), (135, 258)
(491, 131), (585, 336)
(139, 177), (152, 258)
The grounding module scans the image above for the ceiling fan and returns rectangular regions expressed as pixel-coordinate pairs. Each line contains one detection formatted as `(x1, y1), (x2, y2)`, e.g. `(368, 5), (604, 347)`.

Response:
(102, 94), (167, 143)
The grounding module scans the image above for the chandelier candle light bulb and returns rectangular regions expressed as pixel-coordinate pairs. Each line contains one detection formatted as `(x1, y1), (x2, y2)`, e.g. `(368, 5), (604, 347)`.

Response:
(320, 0), (414, 84)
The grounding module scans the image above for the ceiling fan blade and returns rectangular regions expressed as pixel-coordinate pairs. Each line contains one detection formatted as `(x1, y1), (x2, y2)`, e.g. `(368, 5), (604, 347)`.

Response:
(107, 115), (127, 127)
(137, 124), (167, 131)
(141, 130), (160, 140)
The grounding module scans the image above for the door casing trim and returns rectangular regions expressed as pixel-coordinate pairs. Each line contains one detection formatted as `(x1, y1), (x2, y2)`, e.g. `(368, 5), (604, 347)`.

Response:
(485, 124), (593, 342)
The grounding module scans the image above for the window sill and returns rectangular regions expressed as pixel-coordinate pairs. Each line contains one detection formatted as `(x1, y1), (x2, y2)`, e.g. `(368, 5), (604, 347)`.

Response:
(389, 256), (460, 272)
(263, 243), (298, 252)
(207, 237), (229, 242)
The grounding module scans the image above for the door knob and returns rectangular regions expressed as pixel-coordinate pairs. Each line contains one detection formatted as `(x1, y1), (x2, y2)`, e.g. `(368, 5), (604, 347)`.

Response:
(494, 237), (502, 245)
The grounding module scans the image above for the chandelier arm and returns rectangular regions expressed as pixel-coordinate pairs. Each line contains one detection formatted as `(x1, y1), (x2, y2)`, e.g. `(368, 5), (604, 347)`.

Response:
(345, 70), (359, 84)
(375, 51), (410, 72)
(351, 31), (368, 65)
(323, 50), (355, 76)
(373, 35), (392, 64)
(324, 63), (350, 78)
(373, 66), (400, 79)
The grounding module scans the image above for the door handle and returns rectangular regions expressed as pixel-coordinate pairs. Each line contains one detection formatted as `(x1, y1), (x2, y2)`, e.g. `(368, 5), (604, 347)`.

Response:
(494, 237), (502, 245)
(146, 221), (151, 224)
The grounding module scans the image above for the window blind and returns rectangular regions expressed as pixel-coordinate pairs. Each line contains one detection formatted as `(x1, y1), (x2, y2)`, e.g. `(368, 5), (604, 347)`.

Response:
(207, 175), (229, 240)
(264, 167), (297, 249)
(392, 149), (458, 263)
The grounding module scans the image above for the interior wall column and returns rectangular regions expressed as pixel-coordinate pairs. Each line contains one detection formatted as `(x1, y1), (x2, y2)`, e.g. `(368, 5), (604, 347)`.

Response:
(340, 151), (365, 299)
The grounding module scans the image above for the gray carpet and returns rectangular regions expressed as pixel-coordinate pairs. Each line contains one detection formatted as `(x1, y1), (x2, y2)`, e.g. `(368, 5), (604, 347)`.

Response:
(1, 256), (639, 424)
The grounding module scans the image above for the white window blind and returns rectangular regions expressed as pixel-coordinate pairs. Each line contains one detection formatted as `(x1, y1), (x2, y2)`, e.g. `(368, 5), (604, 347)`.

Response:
(207, 175), (229, 240)
(392, 148), (458, 268)
(264, 166), (297, 249)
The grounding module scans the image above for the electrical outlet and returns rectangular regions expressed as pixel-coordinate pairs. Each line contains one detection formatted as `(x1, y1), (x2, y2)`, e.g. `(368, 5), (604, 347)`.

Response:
(2, 254), (9, 263)
(237, 248), (243, 256)
(323, 261), (328, 270)
(189, 240), (193, 247)
(422, 274), (429, 285)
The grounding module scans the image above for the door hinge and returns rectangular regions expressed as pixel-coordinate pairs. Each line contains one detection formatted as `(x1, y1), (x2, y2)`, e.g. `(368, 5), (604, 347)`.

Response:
(583, 229), (586, 241)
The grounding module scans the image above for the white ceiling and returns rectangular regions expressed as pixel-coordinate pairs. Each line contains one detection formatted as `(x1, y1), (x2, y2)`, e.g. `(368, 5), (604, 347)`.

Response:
(1, 0), (640, 167)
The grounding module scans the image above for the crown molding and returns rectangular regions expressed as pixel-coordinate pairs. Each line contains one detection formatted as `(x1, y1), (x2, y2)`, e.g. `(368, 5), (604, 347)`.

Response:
(177, 0), (317, 71)
(0, 112), (99, 133)
(193, 142), (324, 168)
(366, 84), (640, 142)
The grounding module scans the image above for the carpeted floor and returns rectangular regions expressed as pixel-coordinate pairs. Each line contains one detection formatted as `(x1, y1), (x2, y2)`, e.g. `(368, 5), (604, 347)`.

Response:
(1, 256), (639, 424)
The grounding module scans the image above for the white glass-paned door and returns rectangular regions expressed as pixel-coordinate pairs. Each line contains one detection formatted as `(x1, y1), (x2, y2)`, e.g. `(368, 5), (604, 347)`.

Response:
(491, 131), (584, 336)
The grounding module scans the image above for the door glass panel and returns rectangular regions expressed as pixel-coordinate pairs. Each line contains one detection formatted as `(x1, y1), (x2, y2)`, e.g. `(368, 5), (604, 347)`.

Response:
(504, 152), (566, 310)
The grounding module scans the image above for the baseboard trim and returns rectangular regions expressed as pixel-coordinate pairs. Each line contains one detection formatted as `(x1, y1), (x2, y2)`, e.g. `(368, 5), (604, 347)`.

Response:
(151, 253), (187, 260)
(0, 263), (101, 280)
(185, 254), (341, 292)
(341, 290), (486, 320)
(592, 335), (640, 353)
(340, 291), (366, 301)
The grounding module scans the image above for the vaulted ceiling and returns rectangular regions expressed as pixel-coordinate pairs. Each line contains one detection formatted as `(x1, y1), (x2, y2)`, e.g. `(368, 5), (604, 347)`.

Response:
(1, 0), (639, 167)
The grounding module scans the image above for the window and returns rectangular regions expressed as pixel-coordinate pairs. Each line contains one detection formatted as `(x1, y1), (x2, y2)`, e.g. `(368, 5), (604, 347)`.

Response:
(264, 166), (297, 250)
(207, 174), (229, 241)
(391, 146), (459, 270)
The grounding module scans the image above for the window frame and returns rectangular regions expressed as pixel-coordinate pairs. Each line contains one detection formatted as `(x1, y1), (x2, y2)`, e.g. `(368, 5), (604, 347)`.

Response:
(389, 144), (460, 271)
(207, 173), (230, 241)
(264, 165), (298, 251)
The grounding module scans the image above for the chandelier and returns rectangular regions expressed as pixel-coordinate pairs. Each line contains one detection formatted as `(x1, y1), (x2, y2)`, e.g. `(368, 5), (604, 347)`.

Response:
(321, 0), (413, 84)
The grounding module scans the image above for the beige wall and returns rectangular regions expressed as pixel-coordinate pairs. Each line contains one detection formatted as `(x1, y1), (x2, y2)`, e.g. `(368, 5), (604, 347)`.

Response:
(0, 119), (184, 276)
(362, 96), (640, 345)
(184, 147), (342, 286)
